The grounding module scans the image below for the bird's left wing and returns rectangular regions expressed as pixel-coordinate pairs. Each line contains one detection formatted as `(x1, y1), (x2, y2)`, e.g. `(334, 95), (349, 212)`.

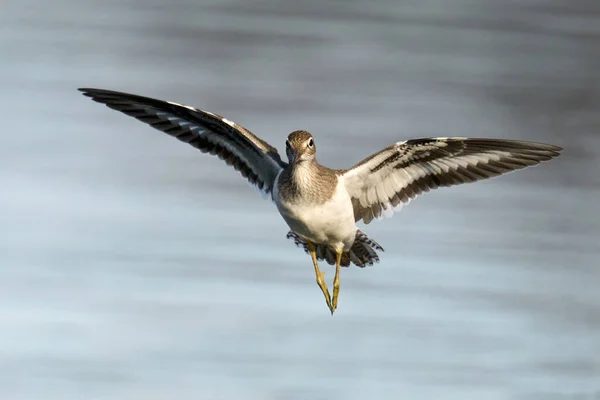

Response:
(79, 88), (287, 196)
(341, 137), (562, 224)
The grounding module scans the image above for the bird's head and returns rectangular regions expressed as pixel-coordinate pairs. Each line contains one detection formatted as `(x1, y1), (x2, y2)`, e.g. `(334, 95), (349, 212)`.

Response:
(285, 130), (316, 165)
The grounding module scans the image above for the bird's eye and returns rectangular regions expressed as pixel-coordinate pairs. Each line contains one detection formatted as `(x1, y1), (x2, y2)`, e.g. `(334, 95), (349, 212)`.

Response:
(308, 138), (314, 148)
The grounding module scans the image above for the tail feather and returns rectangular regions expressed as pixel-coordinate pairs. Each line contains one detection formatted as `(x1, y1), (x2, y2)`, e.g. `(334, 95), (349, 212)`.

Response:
(286, 230), (384, 268)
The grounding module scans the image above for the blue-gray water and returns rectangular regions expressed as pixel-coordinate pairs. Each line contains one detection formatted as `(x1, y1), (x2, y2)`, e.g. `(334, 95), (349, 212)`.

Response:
(1, 1), (599, 399)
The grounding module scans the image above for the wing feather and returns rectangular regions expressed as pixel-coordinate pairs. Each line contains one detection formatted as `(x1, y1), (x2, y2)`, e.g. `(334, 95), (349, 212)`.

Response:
(79, 88), (287, 196)
(342, 137), (562, 224)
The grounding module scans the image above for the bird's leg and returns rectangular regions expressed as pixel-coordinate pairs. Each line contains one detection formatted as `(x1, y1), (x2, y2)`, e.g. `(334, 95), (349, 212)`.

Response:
(307, 241), (333, 313)
(331, 249), (343, 314)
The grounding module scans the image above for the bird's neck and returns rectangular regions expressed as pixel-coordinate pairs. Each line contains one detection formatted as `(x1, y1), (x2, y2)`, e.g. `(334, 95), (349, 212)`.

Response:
(290, 159), (319, 192)
(278, 159), (337, 204)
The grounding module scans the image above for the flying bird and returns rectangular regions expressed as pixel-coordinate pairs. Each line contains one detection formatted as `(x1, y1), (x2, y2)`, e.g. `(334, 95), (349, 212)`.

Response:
(79, 88), (562, 314)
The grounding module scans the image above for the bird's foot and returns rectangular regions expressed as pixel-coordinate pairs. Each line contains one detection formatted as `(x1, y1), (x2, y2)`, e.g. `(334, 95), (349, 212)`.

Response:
(315, 271), (334, 313)
(331, 277), (340, 314)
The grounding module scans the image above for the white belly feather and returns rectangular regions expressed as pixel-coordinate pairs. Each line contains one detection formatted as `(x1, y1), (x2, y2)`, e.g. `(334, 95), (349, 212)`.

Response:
(273, 174), (357, 251)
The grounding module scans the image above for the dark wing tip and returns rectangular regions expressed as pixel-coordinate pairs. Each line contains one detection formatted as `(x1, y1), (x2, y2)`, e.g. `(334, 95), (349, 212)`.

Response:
(78, 88), (126, 104)
(78, 88), (153, 103)
(485, 138), (562, 152)
(510, 140), (563, 160)
(544, 143), (563, 154)
(78, 87), (111, 96)
(509, 139), (563, 154)
(458, 138), (563, 161)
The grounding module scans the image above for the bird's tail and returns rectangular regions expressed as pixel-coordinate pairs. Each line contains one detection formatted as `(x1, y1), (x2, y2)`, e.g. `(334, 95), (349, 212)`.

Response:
(286, 230), (384, 268)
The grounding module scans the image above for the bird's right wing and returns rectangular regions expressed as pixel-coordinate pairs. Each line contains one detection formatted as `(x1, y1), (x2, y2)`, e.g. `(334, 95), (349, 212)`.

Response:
(79, 88), (288, 196)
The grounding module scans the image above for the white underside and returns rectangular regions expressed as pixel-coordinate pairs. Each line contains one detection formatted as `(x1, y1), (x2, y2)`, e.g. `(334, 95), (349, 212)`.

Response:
(273, 173), (357, 251)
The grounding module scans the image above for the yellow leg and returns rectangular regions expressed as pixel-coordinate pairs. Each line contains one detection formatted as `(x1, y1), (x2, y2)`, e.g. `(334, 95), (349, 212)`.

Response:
(331, 250), (342, 314)
(307, 241), (333, 313)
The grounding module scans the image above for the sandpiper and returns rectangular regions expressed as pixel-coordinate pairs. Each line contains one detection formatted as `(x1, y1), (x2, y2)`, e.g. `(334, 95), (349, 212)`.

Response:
(79, 88), (562, 314)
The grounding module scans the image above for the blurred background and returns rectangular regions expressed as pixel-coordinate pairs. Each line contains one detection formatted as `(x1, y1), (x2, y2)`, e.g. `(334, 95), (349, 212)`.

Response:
(1, 0), (599, 399)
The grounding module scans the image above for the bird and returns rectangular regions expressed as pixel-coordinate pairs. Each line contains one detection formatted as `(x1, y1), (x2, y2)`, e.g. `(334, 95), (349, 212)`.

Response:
(78, 88), (562, 314)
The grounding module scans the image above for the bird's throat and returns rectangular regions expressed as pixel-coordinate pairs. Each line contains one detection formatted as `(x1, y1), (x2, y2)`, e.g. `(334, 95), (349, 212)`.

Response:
(290, 160), (318, 193)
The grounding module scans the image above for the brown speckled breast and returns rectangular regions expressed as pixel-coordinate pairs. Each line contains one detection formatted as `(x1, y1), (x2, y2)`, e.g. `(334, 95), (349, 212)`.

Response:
(277, 161), (338, 205)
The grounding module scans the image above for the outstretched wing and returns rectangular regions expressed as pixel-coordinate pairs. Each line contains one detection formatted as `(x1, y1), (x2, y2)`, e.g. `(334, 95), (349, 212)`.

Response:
(341, 137), (562, 224)
(79, 88), (287, 196)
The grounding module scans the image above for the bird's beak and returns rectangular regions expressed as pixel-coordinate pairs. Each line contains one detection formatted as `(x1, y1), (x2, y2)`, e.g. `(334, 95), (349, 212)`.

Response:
(288, 149), (299, 164)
